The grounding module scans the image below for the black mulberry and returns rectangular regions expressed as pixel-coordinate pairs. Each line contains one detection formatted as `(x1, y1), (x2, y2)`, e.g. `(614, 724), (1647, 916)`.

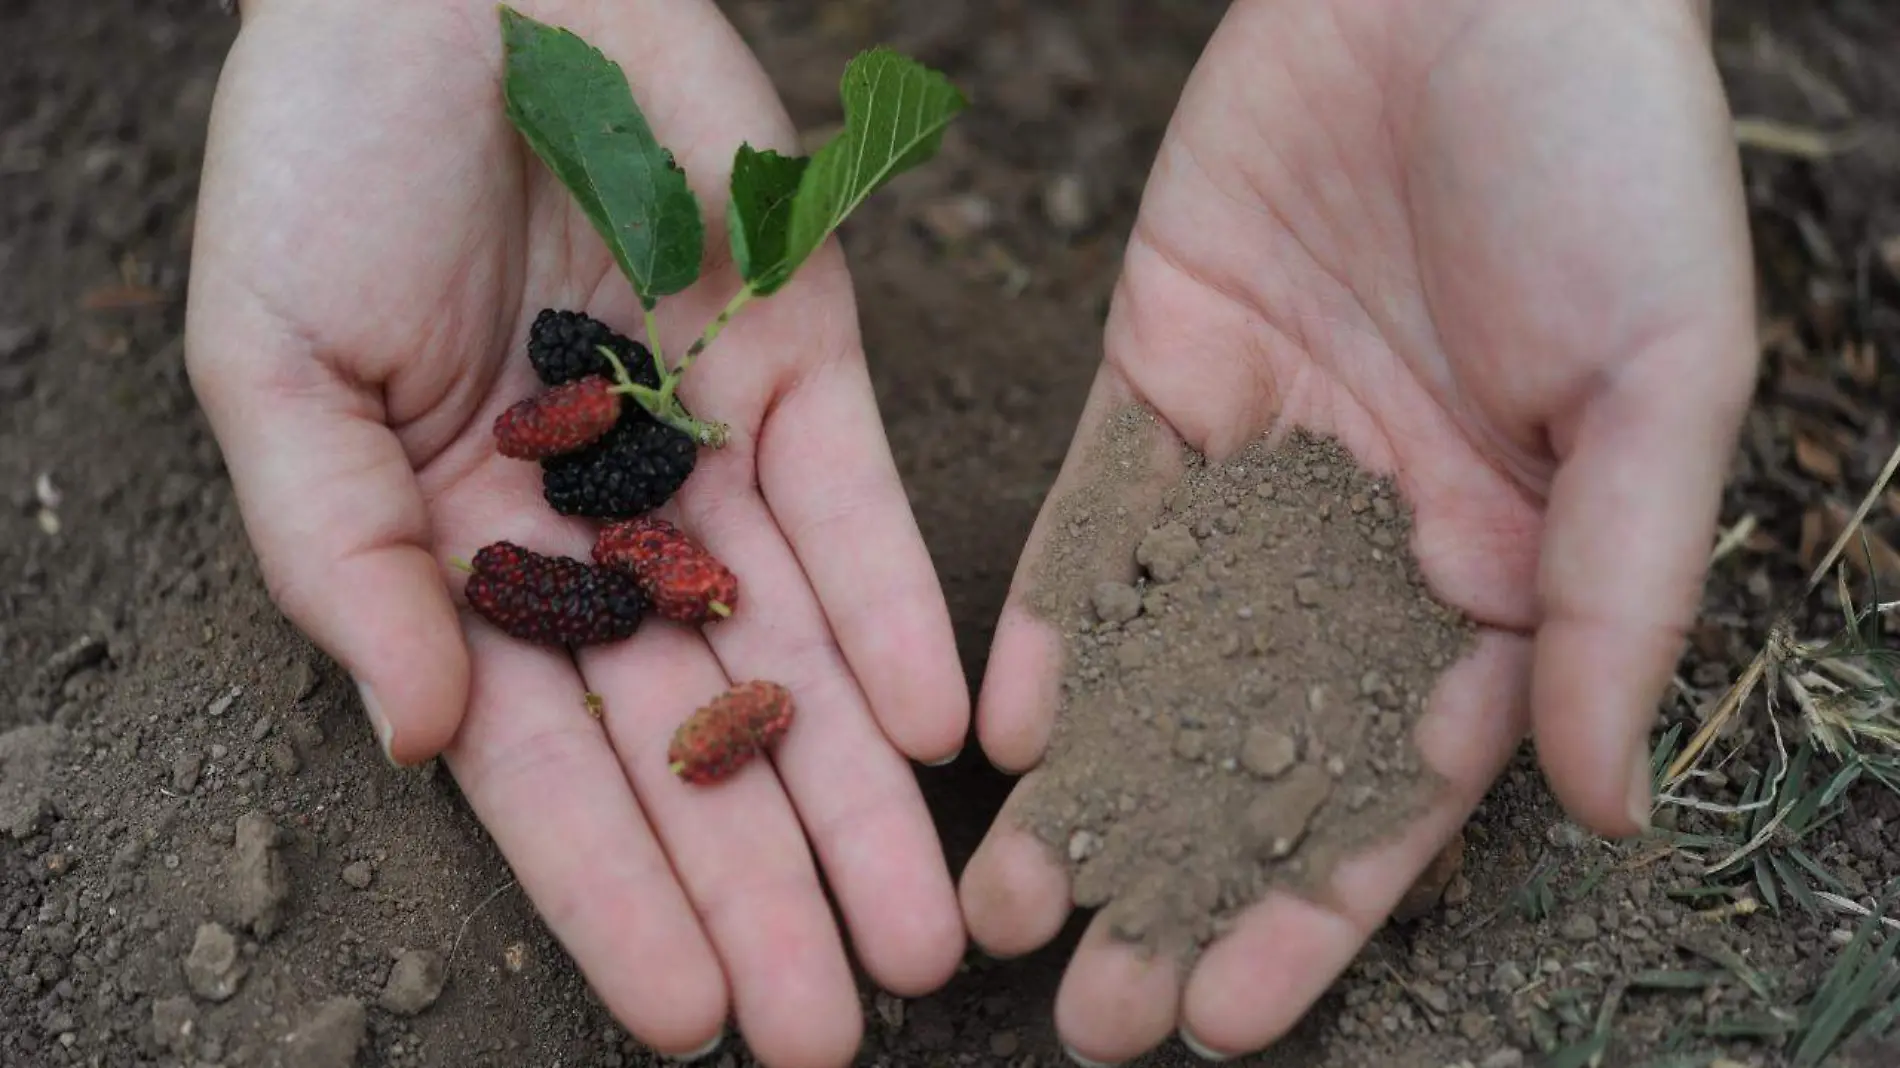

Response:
(527, 309), (661, 389)
(463, 541), (646, 647)
(541, 403), (698, 519)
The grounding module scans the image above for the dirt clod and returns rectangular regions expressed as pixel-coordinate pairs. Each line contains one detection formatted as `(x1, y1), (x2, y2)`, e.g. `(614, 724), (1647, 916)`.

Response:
(150, 994), (198, 1054)
(0, 723), (65, 838)
(183, 921), (247, 1002)
(1017, 417), (1472, 959)
(231, 812), (291, 938)
(1240, 726), (1299, 779)
(1134, 521), (1200, 582)
(378, 947), (446, 1016)
(172, 750), (203, 792)
(1090, 580), (1142, 623)
(340, 860), (373, 890)
(277, 996), (366, 1068)
(1243, 763), (1333, 859)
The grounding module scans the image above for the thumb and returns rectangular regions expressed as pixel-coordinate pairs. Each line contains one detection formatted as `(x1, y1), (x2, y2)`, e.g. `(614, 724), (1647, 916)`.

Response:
(1530, 325), (1755, 836)
(184, 300), (470, 767)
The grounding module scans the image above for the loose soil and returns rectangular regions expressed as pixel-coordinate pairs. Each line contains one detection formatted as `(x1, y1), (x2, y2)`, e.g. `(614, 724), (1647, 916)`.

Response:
(5, 1), (1900, 1066)
(1016, 411), (1471, 962)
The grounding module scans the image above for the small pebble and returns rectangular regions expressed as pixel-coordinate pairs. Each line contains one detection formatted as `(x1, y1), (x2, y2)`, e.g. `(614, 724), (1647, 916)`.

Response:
(917, 192), (995, 244)
(1173, 729), (1207, 762)
(1412, 980), (1451, 1016)
(171, 752), (203, 792)
(1239, 728), (1297, 779)
(1041, 173), (1092, 234)
(1293, 577), (1323, 607)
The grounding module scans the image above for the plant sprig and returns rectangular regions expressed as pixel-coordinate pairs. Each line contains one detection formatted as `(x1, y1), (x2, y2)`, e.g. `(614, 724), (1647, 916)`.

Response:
(498, 8), (968, 447)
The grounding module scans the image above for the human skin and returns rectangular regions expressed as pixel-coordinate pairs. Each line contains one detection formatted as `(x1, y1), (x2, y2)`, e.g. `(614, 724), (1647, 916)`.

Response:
(958, 0), (1755, 1061)
(183, 2), (969, 1066)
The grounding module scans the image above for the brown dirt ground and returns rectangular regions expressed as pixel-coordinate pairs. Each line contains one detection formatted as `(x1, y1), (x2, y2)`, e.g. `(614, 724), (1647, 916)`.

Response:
(3, 1), (1899, 1067)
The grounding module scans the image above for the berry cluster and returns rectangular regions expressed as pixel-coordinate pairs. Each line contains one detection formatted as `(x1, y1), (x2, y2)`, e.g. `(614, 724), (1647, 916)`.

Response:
(456, 309), (788, 785)
(477, 14), (961, 789)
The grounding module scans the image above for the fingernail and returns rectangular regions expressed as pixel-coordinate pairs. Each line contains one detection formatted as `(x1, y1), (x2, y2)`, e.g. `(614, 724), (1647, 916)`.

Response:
(1062, 1044), (1120, 1068)
(356, 678), (398, 767)
(668, 1029), (723, 1063)
(924, 747), (963, 768)
(1179, 1028), (1234, 1062)
(1626, 744), (1654, 835)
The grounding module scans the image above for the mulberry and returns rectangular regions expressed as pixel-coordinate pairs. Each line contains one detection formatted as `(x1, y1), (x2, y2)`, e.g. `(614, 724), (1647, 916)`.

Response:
(463, 541), (646, 647)
(668, 681), (795, 784)
(493, 376), (623, 460)
(594, 517), (738, 623)
(540, 406), (697, 519)
(526, 308), (661, 389)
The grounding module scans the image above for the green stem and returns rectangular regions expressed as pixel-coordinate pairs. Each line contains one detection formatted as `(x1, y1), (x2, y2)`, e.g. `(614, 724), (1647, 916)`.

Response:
(594, 344), (730, 449)
(641, 307), (669, 383)
(668, 284), (756, 396)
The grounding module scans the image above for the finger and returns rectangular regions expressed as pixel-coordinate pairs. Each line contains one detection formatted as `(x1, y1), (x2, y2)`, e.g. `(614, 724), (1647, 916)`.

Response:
(959, 772), (1074, 958)
(975, 365), (1187, 771)
(1177, 634), (1531, 1058)
(755, 272), (970, 763)
(1054, 913), (1185, 1066)
(577, 622), (864, 1068)
(677, 482), (967, 996)
(1532, 327), (1753, 837)
(183, 312), (466, 766)
(443, 622), (728, 1056)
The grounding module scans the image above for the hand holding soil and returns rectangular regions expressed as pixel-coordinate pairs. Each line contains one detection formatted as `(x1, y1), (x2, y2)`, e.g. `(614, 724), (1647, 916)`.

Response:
(958, 1), (1759, 1062)
(183, 2), (969, 1064)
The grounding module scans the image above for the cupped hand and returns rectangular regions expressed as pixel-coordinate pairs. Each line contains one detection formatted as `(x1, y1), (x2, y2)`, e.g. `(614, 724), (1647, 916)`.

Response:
(959, 0), (1756, 1061)
(183, 2), (968, 1064)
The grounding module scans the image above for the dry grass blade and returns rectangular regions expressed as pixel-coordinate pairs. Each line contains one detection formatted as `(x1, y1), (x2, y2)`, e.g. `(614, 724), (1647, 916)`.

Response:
(1789, 881), (1900, 1066)
(1812, 890), (1900, 933)
(1711, 513), (1759, 565)
(1732, 116), (1860, 158)
(1668, 440), (1900, 786)
(448, 878), (520, 967)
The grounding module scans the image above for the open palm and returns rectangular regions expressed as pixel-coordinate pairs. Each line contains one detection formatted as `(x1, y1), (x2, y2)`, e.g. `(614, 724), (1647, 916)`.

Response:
(960, 0), (1756, 1061)
(184, 2), (966, 1064)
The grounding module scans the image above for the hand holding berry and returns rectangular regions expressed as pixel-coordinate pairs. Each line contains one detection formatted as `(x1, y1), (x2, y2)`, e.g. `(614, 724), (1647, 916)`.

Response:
(183, 2), (968, 1063)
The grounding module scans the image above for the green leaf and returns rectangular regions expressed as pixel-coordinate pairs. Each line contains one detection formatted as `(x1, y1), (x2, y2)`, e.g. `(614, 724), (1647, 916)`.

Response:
(499, 6), (703, 306)
(1542, 1033), (1608, 1068)
(1629, 970), (1721, 990)
(757, 47), (966, 295)
(725, 144), (809, 289)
